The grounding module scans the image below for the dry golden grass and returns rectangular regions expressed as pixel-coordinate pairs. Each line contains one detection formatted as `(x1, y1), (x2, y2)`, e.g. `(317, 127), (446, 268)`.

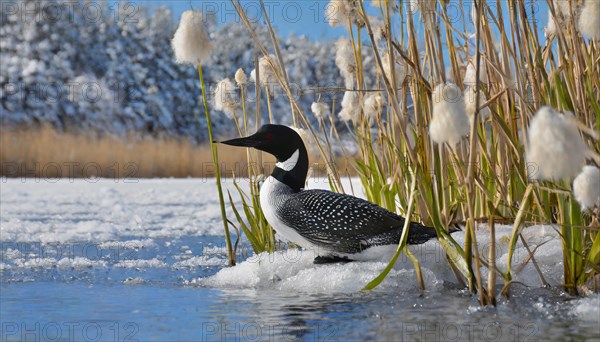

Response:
(0, 126), (354, 179)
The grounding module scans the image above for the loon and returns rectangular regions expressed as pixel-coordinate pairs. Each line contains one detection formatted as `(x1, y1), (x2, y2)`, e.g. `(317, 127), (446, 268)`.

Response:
(219, 124), (440, 264)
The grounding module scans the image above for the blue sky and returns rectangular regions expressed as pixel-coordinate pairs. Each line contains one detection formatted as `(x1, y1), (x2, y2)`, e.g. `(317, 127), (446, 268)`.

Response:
(141, 0), (550, 41)
(142, 0), (347, 39)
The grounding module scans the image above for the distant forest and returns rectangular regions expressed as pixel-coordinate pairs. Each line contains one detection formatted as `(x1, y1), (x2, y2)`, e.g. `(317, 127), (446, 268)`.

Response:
(1, 1), (376, 143)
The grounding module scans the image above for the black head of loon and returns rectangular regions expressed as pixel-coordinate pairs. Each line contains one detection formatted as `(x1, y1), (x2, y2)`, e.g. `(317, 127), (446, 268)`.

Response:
(218, 124), (309, 192)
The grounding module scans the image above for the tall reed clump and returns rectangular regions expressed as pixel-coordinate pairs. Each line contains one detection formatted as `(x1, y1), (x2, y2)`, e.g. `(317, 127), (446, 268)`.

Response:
(172, 10), (235, 266)
(222, 0), (599, 302)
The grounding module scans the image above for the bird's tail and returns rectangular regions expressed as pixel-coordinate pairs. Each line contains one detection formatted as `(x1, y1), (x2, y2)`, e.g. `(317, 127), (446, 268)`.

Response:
(407, 222), (462, 245)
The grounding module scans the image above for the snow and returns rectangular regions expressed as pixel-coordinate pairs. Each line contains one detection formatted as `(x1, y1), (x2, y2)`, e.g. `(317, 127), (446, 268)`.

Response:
(11, 256), (107, 269)
(0, 179), (230, 243)
(192, 248), (445, 293)
(1, 177), (598, 324)
(202, 245), (226, 255)
(98, 238), (157, 250)
(122, 277), (146, 285)
(193, 224), (565, 293)
(173, 255), (226, 268)
(114, 258), (168, 268)
(56, 257), (108, 269)
(16, 175), (570, 297)
(572, 295), (600, 323)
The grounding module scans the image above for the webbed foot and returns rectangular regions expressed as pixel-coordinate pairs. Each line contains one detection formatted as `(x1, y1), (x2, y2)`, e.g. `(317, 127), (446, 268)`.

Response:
(313, 255), (352, 264)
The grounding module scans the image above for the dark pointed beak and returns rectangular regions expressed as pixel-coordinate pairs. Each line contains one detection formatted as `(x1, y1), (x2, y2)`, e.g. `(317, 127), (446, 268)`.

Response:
(215, 133), (260, 147)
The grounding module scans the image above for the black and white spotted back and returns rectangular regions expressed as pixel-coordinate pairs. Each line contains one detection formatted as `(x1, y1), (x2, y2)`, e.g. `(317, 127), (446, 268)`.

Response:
(274, 189), (437, 254)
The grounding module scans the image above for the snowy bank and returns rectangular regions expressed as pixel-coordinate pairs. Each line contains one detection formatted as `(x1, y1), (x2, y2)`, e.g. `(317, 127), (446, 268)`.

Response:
(193, 225), (565, 293)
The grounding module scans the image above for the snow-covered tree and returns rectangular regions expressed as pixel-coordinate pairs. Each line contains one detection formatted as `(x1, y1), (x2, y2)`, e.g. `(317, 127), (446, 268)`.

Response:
(1, 1), (365, 143)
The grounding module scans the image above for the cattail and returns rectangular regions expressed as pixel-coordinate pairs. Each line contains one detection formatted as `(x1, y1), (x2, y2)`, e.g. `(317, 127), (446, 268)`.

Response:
(326, 0), (350, 27)
(335, 38), (356, 88)
(292, 126), (310, 145)
(258, 54), (279, 88)
(171, 10), (213, 65)
(428, 83), (470, 146)
(573, 166), (600, 210)
(547, 0), (583, 36)
(471, 3), (478, 26)
(213, 78), (239, 119)
(338, 91), (361, 122)
(369, 16), (386, 42)
(464, 86), (490, 128)
(381, 53), (406, 87)
(293, 127), (314, 155)
(325, 0), (362, 27)
(363, 93), (384, 121)
(250, 55), (279, 91)
(526, 107), (586, 181)
(463, 58), (488, 86)
(545, 10), (557, 38)
(406, 0), (419, 14)
(446, 65), (466, 83)
(311, 102), (330, 120)
(578, 0), (600, 40)
(234, 68), (247, 86)
(554, 0), (573, 17)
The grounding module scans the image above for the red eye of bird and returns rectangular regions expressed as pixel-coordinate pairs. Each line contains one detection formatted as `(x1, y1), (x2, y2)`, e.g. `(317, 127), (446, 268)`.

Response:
(264, 133), (273, 141)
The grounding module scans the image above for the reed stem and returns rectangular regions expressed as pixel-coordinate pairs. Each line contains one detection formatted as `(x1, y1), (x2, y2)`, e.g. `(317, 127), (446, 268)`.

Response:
(197, 63), (235, 266)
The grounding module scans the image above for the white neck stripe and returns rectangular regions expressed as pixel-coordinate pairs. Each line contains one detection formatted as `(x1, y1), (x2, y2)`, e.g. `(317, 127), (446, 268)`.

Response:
(276, 149), (300, 171)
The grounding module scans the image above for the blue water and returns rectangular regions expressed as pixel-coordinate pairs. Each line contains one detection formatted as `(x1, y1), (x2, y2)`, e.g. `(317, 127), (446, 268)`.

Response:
(2, 237), (599, 342)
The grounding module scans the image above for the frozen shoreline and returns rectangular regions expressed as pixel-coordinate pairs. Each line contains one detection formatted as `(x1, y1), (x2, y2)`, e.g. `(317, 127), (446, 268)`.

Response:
(1, 178), (598, 326)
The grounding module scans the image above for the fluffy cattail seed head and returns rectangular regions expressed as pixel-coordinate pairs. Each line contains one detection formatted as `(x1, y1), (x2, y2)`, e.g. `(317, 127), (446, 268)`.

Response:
(573, 166), (600, 210)
(369, 16), (386, 42)
(381, 53), (406, 87)
(463, 58), (488, 86)
(213, 78), (239, 119)
(326, 0), (351, 27)
(578, 0), (600, 40)
(257, 54), (279, 88)
(311, 102), (330, 120)
(406, 0), (419, 14)
(235, 68), (247, 86)
(363, 93), (384, 121)
(171, 10), (213, 65)
(573, 165), (600, 210)
(338, 91), (361, 123)
(428, 83), (470, 146)
(545, 10), (557, 38)
(554, 0), (573, 17)
(335, 38), (356, 88)
(526, 107), (586, 181)
(464, 86), (490, 128)
(326, 0), (363, 27)
(291, 126), (310, 148)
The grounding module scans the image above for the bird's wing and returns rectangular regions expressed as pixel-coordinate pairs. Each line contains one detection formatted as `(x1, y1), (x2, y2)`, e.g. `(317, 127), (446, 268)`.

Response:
(276, 189), (405, 253)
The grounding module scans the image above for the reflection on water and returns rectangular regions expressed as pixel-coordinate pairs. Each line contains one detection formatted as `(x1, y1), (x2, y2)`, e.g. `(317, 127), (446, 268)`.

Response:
(2, 279), (599, 341)
(206, 290), (361, 340)
(1, 235), (598, 341)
